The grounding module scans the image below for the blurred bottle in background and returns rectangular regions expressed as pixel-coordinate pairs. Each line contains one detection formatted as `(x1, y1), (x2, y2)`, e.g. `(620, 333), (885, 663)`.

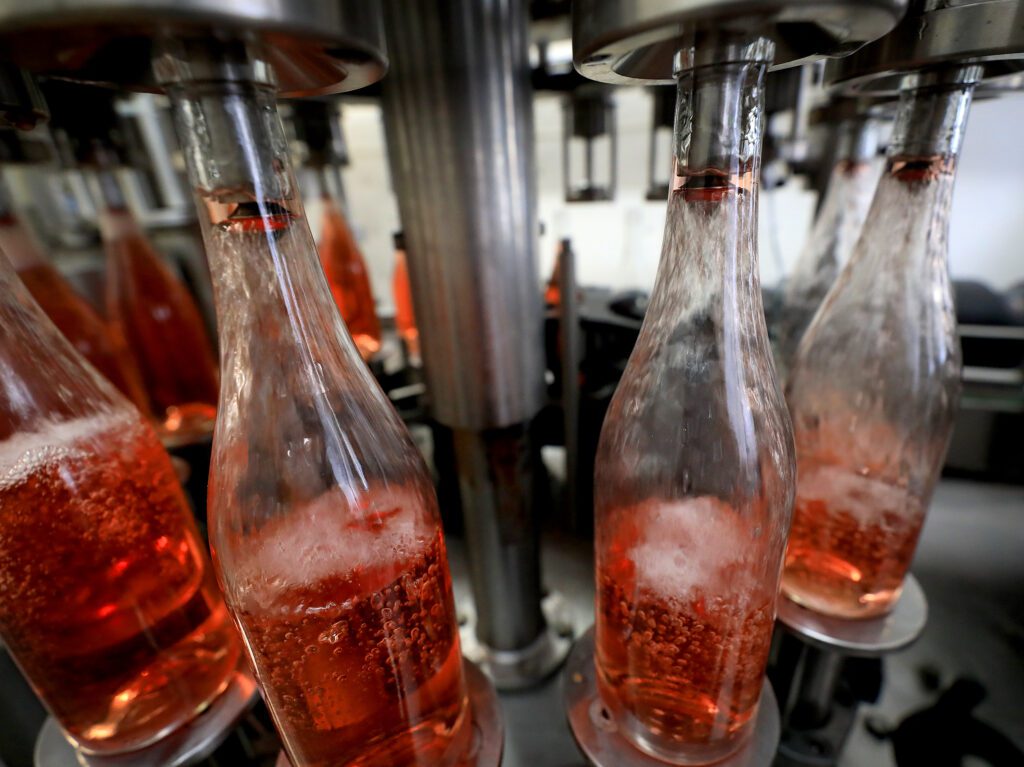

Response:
(392, 230), (421, 365)
(0, 204), (152, 415)
(0, 248), (239, 754)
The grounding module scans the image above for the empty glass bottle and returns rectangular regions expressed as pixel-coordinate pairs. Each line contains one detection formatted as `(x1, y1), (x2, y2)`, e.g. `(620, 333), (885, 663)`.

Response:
(594, 38), (795, 765)
(0, 206), (151, 414)
(782, 67), (981, 619)
(0, 249), (239, 754)
(774, 115), (880, 371)
(157, 39), (470, 767)
(91, 158), (220, 441)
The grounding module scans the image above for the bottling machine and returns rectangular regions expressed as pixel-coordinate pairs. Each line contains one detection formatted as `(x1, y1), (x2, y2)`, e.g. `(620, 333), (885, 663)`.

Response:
(0, 1), (1021, 767)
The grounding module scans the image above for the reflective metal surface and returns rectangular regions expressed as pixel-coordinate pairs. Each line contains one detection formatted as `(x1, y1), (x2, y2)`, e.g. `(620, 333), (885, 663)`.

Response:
(381, 0), (545, 431)
(564, 628), (781, 767)
(0, 0), (386, 96)
(572, 0), (909, 84)
(777, 574), (928, 656)
(34, 670), (259, 767)
(461, 590), (575, 691)
(450, 425), (571, 686)
(829, 0), (1024, 95)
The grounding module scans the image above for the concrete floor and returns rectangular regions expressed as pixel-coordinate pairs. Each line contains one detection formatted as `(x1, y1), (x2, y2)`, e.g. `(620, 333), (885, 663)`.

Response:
(449, 478), (1024, 767)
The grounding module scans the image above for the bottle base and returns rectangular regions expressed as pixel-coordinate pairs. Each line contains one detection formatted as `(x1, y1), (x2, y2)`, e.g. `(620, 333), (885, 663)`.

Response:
(68, 669), (236, 756)
(597, 677), (757, 766)
(616, 710), (754, 766)
(66, 607), (241, 756)
(781, 576), (902, 620)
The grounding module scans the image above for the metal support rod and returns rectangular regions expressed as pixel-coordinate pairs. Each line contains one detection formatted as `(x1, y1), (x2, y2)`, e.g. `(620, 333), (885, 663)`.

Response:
(381, 0), (553, 680)
(451, 425), (544, 652)
(789, 648), (846, 729)
(381, 0), (545, 431)
(557, 240), (582, 528)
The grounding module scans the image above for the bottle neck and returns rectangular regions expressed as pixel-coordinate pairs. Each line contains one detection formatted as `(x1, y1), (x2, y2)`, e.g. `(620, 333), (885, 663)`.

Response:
(319, 164), (347, 210)
(84, 160), (140, 246)
(848, 67), (979, 290)
(0, 213), (45, 271)
(81, 142), (131, 214)
(157, 42), (360, 372)
(0, 249), (120, 437)
(886, 66), (980, 180)
(672, 39), (772, 201)
(0, 175), (45, 270)
(647, 45), (771, 331)
(834, 116), (879, 170)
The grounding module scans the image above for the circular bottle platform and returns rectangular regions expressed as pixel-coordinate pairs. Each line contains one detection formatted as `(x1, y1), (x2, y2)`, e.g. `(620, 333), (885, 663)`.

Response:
(776, 574), (928, 656)
(459, 590), (574, 691)
(563, 627), (780, 767)
(34, 669), (259, 767)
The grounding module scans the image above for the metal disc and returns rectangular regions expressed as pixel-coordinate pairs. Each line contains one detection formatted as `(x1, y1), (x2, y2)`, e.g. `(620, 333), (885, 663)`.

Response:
(828, 0), (1024, 95)
(459, 590), (574, 692)
(776, 573), (928, 657)
(572, 0), (909, 84)
(564, 627), (780, 767)
(464, 657), (505, 767)
(34, 670), (259, 767)
(0, 0), (386, 96)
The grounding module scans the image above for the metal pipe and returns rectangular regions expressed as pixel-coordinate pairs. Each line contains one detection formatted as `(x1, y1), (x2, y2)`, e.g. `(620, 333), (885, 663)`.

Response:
(451, 425), (544, 653)
(380, 0), (545, 432)
(381, 0), (559, 685)
(790, 647), (846, 729)
(558, 240), (582, 529)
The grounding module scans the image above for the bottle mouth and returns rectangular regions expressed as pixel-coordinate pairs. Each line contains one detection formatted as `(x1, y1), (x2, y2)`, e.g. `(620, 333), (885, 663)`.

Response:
(672, 35), (775, 77)
(673, 165), (756, 202)
(899, 64), (985, 94)
(152, 35), (277, 90)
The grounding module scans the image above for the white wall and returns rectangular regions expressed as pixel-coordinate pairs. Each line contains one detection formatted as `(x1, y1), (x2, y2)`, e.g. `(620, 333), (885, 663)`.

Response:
(949, 93), (1024, 290)
(336, 86), (1024, 316)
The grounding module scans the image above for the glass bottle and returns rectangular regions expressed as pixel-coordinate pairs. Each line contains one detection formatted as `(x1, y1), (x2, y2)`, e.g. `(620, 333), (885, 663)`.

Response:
(0, 203), (152, 414)
(545, 240), (563, 307)
(0, 250), (239, 754)
(782, 67), (980, 619)
(156, 39), (470, 767)
(392, 231), (421, 365)
(90, 155), (220, 440)
(774, 115), (880, 372)
(317, 165), (382, 362)
(593, 38), (795, 765)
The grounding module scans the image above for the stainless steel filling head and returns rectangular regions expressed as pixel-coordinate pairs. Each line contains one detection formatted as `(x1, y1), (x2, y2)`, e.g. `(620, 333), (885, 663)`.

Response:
(0, 0), (386, 96)
(572, 0), (910, 84)
(827, 0), (1024, 95)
